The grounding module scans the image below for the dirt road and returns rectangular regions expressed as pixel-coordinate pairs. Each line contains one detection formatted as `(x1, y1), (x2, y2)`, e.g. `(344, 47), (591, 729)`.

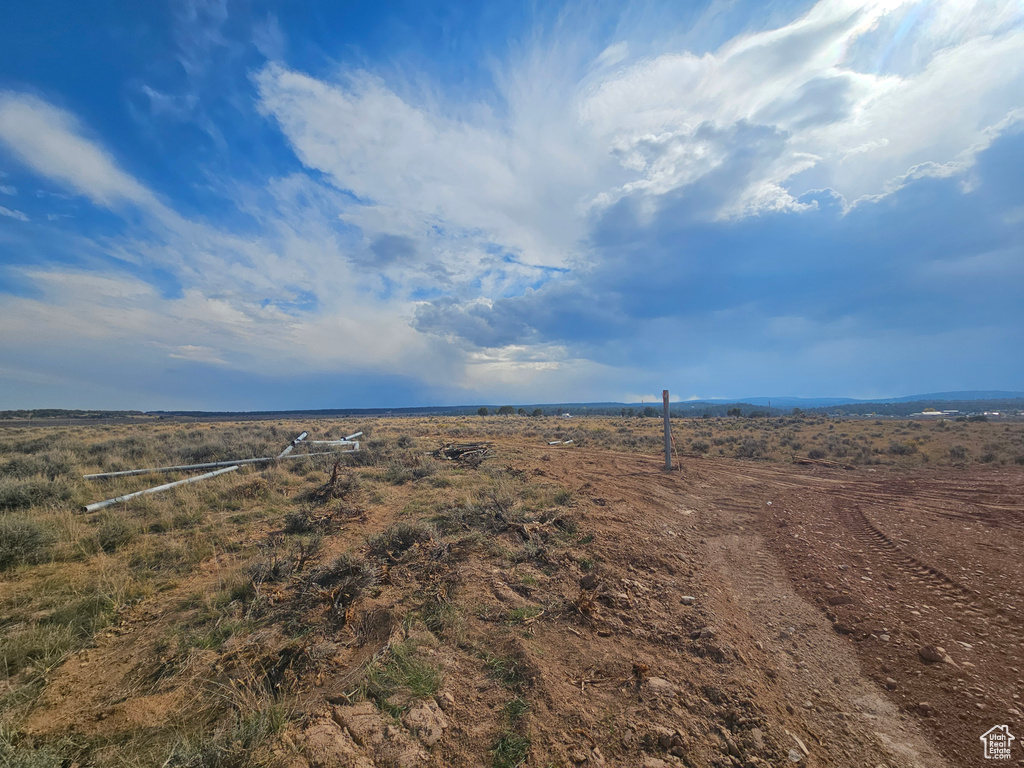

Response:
(518, 443), (1022, 766)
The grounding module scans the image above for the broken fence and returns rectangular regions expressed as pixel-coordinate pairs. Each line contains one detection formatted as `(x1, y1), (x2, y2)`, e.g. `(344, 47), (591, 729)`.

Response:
(83, 430), (361, 512)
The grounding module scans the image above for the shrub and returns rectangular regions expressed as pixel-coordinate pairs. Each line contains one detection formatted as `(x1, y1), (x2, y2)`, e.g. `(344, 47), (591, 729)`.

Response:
(0, 478), (75, 511)
(383, 463), (413, 485)
(887, 441), (917, 456)
(282, 508), (319, 535)
(96, 516), (136, 553)
(306, 552), (376, 617)
(491, 732), (531, 768)
(366, 522), (432, 561)
(0, 516), (53, 570)
(553, 489), (572, 506)
(0, 623), (76, 677)
(364, 641), (441, 715)
(1, 454), (74, 480)
(735, 437), (767, 459)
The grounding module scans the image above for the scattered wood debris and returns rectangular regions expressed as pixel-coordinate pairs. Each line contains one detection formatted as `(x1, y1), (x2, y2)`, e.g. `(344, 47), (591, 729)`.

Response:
(431, 442), (494, 466)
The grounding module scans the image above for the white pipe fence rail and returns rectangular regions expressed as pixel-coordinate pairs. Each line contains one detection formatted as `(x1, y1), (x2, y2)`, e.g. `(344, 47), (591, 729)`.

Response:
(82, 430), (359, 511)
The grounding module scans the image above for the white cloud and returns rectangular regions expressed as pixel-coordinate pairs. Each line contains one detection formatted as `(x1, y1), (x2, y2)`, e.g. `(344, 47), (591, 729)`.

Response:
(582, 0), (1024, 212)
(1, 0), (1022, 406)
(256, 64), (612, 270)
(0, 184), (15, 195)
(164, 344), (228, 365)
(0, 205), (28, 222)
(255, 0), (1024, 272)
(0, 266), (456, 385)
(0, 93), (162, 210)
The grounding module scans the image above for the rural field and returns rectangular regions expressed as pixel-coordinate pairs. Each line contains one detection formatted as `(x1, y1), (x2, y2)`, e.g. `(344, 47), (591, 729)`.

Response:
(2, 414), (1024, 767)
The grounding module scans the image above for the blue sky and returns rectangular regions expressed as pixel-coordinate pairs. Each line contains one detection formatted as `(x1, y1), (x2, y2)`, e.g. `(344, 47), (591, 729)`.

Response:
(0, 0), (1022, 410)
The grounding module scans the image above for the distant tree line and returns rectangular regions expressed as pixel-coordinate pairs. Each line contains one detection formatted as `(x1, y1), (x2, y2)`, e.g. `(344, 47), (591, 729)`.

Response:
(0, 409), (147, 420)
(478, 406), (544, 416)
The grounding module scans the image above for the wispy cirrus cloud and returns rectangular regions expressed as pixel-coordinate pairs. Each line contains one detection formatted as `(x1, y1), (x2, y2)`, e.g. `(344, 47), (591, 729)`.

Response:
(0, 93), (161, 210)
(0, 205), (28, 222)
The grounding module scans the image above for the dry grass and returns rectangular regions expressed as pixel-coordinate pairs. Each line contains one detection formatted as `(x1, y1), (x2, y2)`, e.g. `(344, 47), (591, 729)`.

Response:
(0, 413), (1021, 765)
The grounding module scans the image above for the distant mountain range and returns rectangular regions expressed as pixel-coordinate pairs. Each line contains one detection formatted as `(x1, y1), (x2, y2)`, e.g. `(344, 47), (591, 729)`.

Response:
(687, 391), (1024, 408)
(2, 391), (1022, 421)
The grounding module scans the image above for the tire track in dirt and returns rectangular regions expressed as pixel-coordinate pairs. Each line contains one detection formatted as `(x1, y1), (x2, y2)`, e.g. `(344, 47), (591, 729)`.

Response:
(701, 492), (950, 768)
(747, 463), (1024, 767)
(524, 447), (952, 767)
(838, 504), (977, 604)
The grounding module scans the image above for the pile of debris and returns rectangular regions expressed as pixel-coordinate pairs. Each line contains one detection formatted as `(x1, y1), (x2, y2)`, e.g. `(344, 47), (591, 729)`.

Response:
(431, 442), (494, 466)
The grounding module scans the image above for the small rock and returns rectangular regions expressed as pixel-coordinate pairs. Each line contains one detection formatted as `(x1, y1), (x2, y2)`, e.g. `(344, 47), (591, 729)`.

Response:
(917, 645), (946, 663)
(581, 572), (599, 590)
(333, 703), (385, 748)
(788, 748), (804, 762)
(643, 759), (670, 768)
(750, 727), (765, 751)
(654, 726), (678, 750)
(916, 702), (935, 716)
(801, 700), (814, 710)
(569, 748), (588, 764)
(726, 737), (740, 758)
(402, 700), (448, 747)
(681, 596), (696, 606)
(303, 718), (375, 768)
(827, 595), (853, 606)
(647, 676), (676, 696)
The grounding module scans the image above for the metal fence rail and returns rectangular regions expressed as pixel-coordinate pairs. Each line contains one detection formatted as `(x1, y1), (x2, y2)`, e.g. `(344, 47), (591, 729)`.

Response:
(82, 429), (360, 511)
